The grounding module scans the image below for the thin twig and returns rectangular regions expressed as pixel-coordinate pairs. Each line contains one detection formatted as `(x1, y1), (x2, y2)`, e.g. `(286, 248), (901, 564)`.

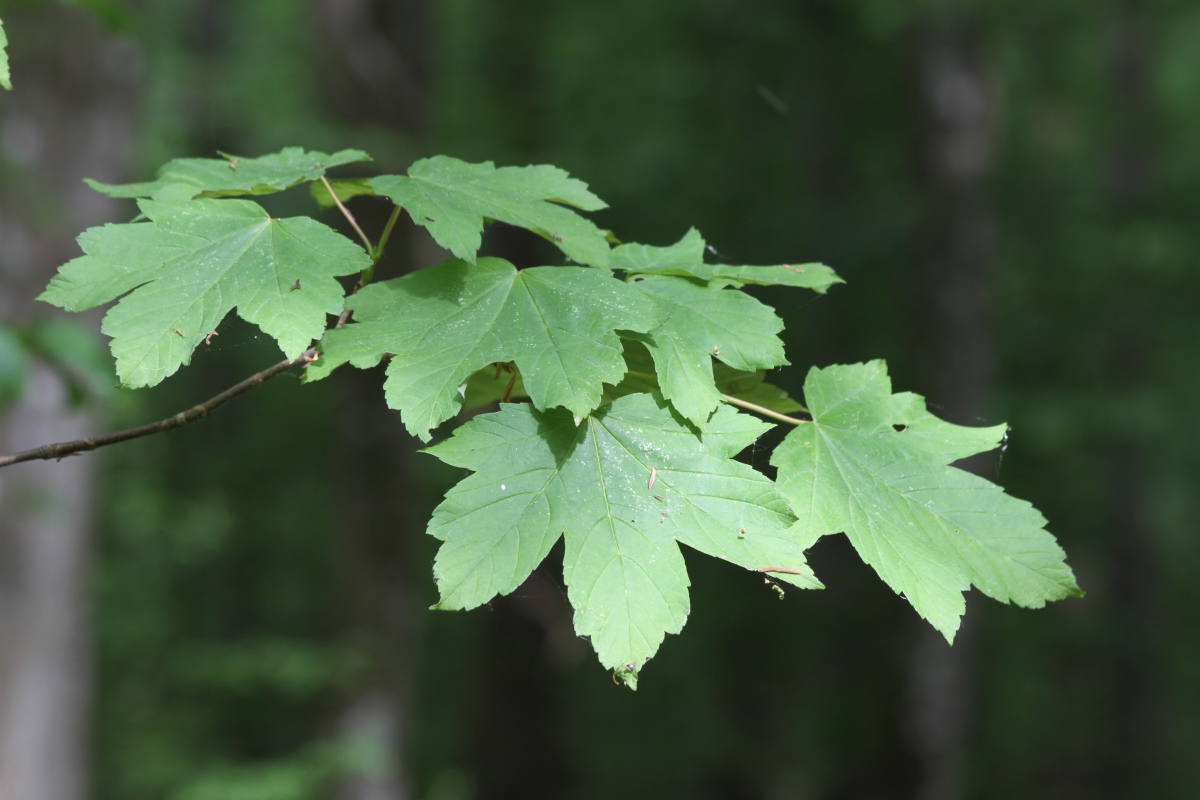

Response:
(720, 393), (808, 426)
(0, 349), (318, 469)
(321, 176), (374, 254)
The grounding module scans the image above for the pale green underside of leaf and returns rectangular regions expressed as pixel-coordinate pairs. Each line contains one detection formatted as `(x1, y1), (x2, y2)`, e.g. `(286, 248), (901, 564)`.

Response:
(461, 363), (527, 409)
(461, 340), (802, 418)
(85, 147), (371, 201)
(772, 361), (1082, 642)
(370, 156), (611, 268)
(613, 228), (843, 292)
(40, 198), (369, 388)
(424, 393), (817, 682)
(0, 17), (11, 91)
(629, 275), (788, 428)
(309, 258), (664, 440)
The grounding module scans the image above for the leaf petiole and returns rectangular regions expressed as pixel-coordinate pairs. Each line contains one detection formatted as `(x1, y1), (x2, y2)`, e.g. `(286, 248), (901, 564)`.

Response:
(372, 205), (403, 262)
(321, 175), (374, 254)
(720, 393), (808, 426)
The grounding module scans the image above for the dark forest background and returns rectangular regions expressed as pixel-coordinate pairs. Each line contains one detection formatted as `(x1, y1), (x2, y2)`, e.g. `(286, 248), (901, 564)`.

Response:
(1, 1), (1197, 798)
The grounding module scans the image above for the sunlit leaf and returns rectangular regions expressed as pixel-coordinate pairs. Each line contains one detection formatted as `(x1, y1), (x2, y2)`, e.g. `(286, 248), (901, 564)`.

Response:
(85, 147), (371, 201)
(40, 199), (369, 388)
(613, 228), (842, 292)
(0, 17), (11, 91)
(772, 361), (1082, 641)
(371, 156), (611, 267)
(425, 393), (817, 685)
(310, 258), (663, 440)
(629, 274), (788, 428)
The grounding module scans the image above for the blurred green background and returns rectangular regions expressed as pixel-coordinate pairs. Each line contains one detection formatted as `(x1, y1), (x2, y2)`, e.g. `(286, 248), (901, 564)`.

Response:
(1, 1), (1196, 798)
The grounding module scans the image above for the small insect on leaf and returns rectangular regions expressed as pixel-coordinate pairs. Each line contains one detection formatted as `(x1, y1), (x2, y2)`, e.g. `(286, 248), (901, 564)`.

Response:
(648, 465), (658, 490)
(205, 330), (219, 346)
(713, 346), (720, 356)
(290, 280), (301, 291)
(228, 160), (239, 171)
(172, 327), (184, 337)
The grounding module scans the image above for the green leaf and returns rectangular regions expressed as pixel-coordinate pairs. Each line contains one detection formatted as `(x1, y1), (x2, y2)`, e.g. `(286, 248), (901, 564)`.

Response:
(613, 228), (843, 292)
(0, 324), (28, 406)
(771, 361), (1082, 642)
(629, 274), (788, 428)
(40, 199), (370, 388)
(370, 156), (611, 267)
(424, 393), (817, 684)
(85, 147), (371, 201)
(311, 258), (664, 440)
(1, 16), (11, 91)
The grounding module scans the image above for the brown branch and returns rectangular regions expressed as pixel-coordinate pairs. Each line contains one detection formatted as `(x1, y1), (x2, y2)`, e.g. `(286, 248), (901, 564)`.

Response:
(0, 349), (318, 469)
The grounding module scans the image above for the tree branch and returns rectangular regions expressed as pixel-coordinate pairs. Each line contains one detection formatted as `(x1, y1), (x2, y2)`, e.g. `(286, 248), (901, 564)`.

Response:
(0, 349), (318, 469)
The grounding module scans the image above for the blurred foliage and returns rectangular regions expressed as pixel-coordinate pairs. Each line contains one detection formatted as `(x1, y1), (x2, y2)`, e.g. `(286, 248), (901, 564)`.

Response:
(0, 318), (113, 409)
(0, 323), (27, 407)
(3, 0), (1190, 797)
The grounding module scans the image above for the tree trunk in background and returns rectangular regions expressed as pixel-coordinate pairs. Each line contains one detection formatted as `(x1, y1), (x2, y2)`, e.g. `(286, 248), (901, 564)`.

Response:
(331, 369), (422, 800)
(1103, 9), (1159, 798)
(316, 2), (430, 797)
(908, 15), (997, 800)
(0, 8), (139, 800)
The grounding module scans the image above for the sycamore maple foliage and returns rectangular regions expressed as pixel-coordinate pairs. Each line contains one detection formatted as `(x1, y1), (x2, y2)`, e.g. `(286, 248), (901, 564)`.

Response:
(33, 146), (1081, 688)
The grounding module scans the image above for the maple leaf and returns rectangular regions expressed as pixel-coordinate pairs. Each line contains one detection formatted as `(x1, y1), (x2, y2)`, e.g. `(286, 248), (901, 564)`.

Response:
(771, 361), (1082, 642)
(627, 275), (789, 428)
(612, 228), (842, 292)
(424, 393), (819, 685)
(0, 17), (10, 91)
(370, 156), (611, 267)
(40, 199), (370, 388)
(85, 147), (371, 201)
(308, 258), (664, 440)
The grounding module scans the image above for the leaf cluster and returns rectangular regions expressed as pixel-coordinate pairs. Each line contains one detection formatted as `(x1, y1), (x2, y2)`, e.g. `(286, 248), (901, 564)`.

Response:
(36, 147), (1080, 687)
